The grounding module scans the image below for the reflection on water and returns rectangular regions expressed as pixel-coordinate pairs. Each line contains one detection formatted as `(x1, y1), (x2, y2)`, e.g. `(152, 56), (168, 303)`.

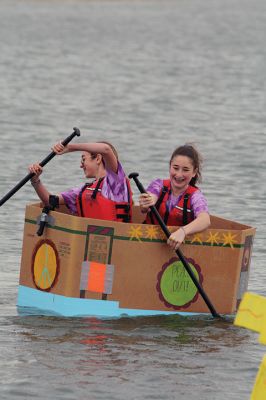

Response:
(1, 313), (260, 398)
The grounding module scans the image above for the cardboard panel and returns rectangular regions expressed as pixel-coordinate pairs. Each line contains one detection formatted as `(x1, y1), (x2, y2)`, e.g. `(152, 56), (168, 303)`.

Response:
(19, 203), (256, 315)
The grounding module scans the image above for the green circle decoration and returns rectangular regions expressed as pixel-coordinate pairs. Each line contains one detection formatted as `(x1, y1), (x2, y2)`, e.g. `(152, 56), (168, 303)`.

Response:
(157, 258), (202, 309)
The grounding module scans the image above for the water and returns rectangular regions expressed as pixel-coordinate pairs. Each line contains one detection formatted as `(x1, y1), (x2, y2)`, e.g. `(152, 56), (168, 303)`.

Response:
(0, 0), (266, 398)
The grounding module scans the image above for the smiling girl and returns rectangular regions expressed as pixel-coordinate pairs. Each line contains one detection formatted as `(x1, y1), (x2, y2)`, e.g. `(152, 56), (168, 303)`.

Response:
(139, 144), (210, 250)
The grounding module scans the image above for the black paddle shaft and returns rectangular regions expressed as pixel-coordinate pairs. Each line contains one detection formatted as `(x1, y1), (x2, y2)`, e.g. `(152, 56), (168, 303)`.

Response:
(0, 127), (81, 207)
(128, 172), (220, 318)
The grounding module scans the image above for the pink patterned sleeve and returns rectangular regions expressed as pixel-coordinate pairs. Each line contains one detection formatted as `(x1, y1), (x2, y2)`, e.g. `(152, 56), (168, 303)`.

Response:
(101, 162), (130, 202)
(61, 185), (84, 215)
(146, 179), (164, 197)
(190, 190), (209, 217)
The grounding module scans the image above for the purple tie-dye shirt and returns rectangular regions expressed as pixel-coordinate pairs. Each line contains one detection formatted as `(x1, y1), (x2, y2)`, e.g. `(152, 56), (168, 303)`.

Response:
(61, 162), (129, 215)
(146, 179), (209, 218)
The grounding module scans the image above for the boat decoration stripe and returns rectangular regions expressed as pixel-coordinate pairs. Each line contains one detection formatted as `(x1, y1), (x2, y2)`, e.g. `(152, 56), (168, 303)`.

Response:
(25, 218), (244, 248)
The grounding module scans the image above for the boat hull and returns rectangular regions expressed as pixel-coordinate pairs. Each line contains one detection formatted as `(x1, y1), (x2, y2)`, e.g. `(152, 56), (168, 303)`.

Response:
(17, 203), (256, 318)
(17, 285), (200, 317)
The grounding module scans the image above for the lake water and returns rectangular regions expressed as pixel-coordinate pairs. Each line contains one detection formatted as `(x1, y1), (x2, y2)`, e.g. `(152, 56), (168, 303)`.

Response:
(0, 0), (266, 399)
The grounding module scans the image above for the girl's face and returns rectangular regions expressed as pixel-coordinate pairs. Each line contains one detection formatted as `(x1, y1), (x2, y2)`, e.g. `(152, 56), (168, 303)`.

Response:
(80, 152), (98, 178)
(169, 155), (197, 194)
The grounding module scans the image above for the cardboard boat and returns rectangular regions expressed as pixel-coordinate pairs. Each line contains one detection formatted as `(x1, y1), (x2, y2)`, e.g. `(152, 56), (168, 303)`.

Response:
(17, 202), (256, 318)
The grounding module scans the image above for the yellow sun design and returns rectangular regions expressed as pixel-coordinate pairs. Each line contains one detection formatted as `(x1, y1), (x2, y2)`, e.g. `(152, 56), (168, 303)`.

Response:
(145, 225), (160, 240)
(206, 231), (220, 246)
(222, 232), (238, 249)
(191, 233), (203, 245)
(129, 225), (143, 241)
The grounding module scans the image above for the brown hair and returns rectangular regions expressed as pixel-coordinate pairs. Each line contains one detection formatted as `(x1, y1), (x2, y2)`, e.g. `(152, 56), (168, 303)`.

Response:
(90, 142), (119, 162)
(169, 143), (202, 186)
(99, 141), (118, 160)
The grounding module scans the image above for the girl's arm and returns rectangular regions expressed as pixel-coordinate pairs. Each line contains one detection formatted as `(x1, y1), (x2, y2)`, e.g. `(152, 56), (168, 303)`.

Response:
(53, 142), (118, 173)
(29, 164), (65, 206)
(167, 212), (210, 250)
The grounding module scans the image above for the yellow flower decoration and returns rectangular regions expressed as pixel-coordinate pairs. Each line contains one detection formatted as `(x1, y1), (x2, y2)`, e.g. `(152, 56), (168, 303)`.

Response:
(145, 225), (160, 240)
(191, 233), (203, 245)
(222, 232), (238, 249)
(129, 225), (143, 241)
(206, 231), (220, 246)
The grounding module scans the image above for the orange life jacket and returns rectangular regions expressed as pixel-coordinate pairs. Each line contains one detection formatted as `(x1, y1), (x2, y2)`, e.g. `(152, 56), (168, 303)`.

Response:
(76, 177), (133, 223)
(145, 180), (198, 226)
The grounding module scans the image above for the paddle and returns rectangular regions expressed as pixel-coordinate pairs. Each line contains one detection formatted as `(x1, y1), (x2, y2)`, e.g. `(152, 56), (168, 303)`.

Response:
(128, 172), (220, 318)
(0, 127), (81, 207)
